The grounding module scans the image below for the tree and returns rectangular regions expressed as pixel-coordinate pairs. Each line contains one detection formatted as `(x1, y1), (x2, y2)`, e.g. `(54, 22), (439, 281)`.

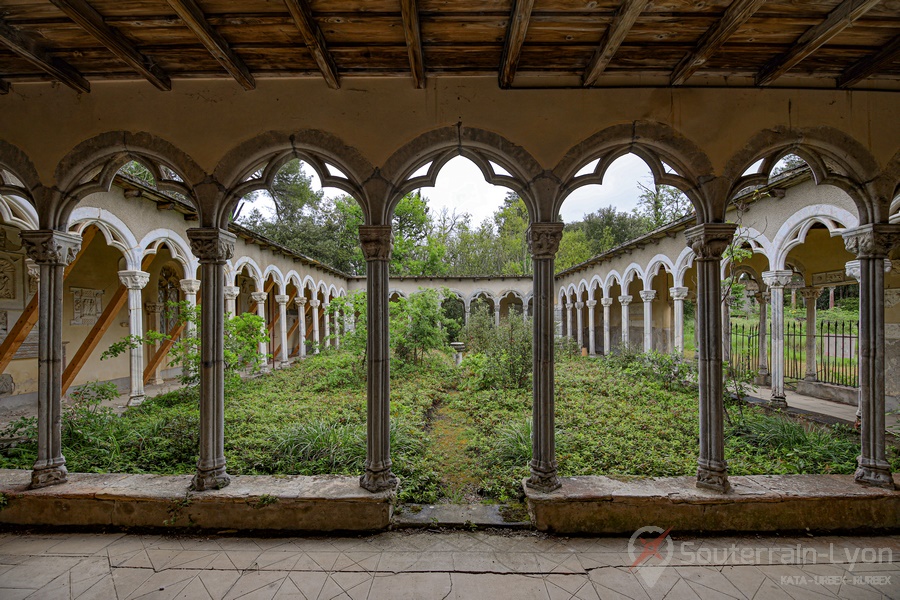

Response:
(555, 228), (592, 271)
(635, 180), (693, 229)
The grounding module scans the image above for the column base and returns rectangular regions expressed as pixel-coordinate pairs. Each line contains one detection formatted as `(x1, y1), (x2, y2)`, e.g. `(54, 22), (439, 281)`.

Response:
(768, 395), (788, 409)
(854, 460), (896, 490)
(127, 394), (145, 407)
(696, 463), (730, 493)
(526, 462), (561, 493)
(804, 374), (817, 382)
(191, 468), (231, 491)
(359, 468), (398, 493)
(30, 464), (68, 489)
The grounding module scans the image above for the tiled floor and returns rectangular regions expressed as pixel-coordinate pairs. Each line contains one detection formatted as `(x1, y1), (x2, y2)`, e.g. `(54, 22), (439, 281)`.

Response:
(0, 530), (897, 599)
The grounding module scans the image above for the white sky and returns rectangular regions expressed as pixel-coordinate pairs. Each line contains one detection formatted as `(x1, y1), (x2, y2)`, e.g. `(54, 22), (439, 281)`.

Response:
(244, 154), (654, 225)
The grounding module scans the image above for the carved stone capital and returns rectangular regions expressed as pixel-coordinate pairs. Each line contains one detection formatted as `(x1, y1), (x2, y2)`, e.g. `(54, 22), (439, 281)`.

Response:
(275, 294), (290, 305)
(844, 259), (892, 282)
(799, 286), (822, 300)
(250, 291), (268, 303)
(670, 286), (689, 301)
(20, 230), (81, 266)
(223, 286), (240, 300)
(639, 290), (657, 302)
(26, 259), (39, 282)
(358, 225), (393, 262)
(574, 301), (584, 309)
(842, 223), (900, 259)
(526, 222), (564, 259)
(309, 299), (320, 308)
(118, 270), (150, 290)
(295, 296), (308, 307)
(187, 228), (236, 263)
(586, 300), (597, 308)
(144, 302), (164, 314)
(684, 223), (738, 261)
(600, 297), (613, 307)
(761, 269), (793, 289)
(618, 295), (632, 305)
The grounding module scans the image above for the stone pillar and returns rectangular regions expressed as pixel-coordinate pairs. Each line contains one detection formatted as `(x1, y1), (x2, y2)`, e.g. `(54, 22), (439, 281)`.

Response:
(757, 291), (770, 380)
(309, 299), (321, 353)
(586, 300), (597, 356)
(323, 301), (331, 347)
(224, 286), (239, 316)
(21, 230), (81, 488)
(670, 287), (688, 355)
(494, 303), (501, 327)
(640, 290), (656, 352)
(618, 295), (632, 348)
(359, 225), (397, 492)
(565, 301), (573, 340)
(601, 297), (613, 355)
(829, 287), (835, 310)
(800, 287), (822, 381)
(761, 270), (793, 407)
(335, 308), (341, 350)
(526, 222), (564, 492)
(275, 294), (289, 366)
(464, 304), (471, 326)
(575, 301), (584, 349)
(118, 270), (150, 406)
(187, 227), (235, 491)
(722, 295), (732, 366)
(250, 291), (268, 361)
(843, 224), (900, 489)
(296, 296), (308, 358)
(144, 302), (165, 384)
(685, 222), (738, 493)
(179, 278), (201, 339)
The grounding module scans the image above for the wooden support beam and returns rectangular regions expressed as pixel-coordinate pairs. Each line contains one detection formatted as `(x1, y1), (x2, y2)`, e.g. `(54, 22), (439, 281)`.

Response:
(166, 0), (255, 90)
(0, 78), (10, 94)
(837, 34), (900, 88)
(49, 0), (171, 91)
(283, 0), (340, 89)
(0, 18), (90, 93)
(670, 0), (766, 86)
(498, 0), (534, 89)
(143, 321), (185, 384)
(582, 0), (649, 87)
(755, 0), (881, 86)
(0, 228), (97, 374)
(399, 0), (425, 89)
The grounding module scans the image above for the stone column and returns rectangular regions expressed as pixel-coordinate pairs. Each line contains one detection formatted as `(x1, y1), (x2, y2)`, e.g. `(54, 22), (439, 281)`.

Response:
(565, 301), (573, 339)
(761, 270), (793, 407)
(601, 297), (613, 355)
(180, 279), (201, 339)
(640, 290), (656, 352)
(575, 301), (584, 349)
(144, 302), (165, 384)
(295, 296), (308, 358)
(224, 286), (239, 316)
(118, 270), (150, 406)
(335, 308), (341, 350)
(586, 300), (597, 356)
(250, 291), (268, 362)
(275, 294), (289, 366)
(323, 301), (331, 347)
(187, 227), (235, 491)
(359, 225), (397, 492)
(800, 287), (822, 381)
(843, 224), (900, 489)
(309, 299), (321, 353)
(722, 294), (732, 366)
(685, 222), (738, 493)
(464, 304), (471, 326)
(670, 287), (688, 355)
(757, 291), (770, 380)
(618, 295), (632, 348)
(494, 303), (501, 327)
(526, 222), (564, 492)
(21, 230), (81, 488)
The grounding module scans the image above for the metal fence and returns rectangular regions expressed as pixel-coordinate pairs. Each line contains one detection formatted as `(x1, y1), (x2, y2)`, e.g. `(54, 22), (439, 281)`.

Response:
(729, 323), (759, 379)
(816, 320), (858, 387)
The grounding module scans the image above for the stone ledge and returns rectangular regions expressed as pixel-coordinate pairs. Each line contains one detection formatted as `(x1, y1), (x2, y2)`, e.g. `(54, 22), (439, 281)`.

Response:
(0, 469), (394, 532)
(524, 475), (900, 534)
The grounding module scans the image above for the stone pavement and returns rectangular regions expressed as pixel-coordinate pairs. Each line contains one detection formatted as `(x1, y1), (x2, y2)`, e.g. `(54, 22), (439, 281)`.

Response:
(0, 529), (897, 599)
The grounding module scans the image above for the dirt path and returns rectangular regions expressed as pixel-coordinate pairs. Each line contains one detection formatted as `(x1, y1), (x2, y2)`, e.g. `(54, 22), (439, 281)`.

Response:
(430, 392), (481, 503)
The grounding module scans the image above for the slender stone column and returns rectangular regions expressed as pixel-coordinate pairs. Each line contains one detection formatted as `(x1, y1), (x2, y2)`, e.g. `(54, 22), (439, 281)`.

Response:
(575, 301), (584, 349)
(464, 304), (471, 326)
(494, 303), (501, 327)
(250, 291), (268, 361)
(800, 287), (822, 381)
(21, 230), (81, 489)
(722, 295), (732, 366)
(757, 291), (770, 380)
(335, 308), (341, 349)
(685, 222), (738, 493)
(761, 270), (793, 407)
(144, 302), (165, 384)
(670, 287), (688, 355)
(275, 294), (289, 366)
(295, 297), (308, 357)
(640, 290), (656, 352)
(565, 301), (573, 339)
(601, 297), (613, 355)
(618, 295), (632, 348)
(324, 301), (332, 347)
(224, 286), (239, 316)
(118, 270), (150, 406)
(526, 222), (564, 492)
(180, 279), (201, 338)
(359, 225), (397, 491)
(843, 225), (900, 489)
(309, 299), (321, 353)
(187, 227), (235, 491)
(586, 300), (597, 356)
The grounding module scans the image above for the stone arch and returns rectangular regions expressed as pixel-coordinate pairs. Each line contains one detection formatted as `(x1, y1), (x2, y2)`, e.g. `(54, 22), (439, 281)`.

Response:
(68, 206), (141, 270)
(388, 288), (408, 299)
(588, 274), (604, 300)
(138, 229), (198, 277)
(603, 271), (623, 296)
(622, 263), (645, 289)
(644, 254), (676, 289)
(498, 288), (526, 302)
(553, 121), (716, 222)
(379, 126), (545, 224)
(232, 256), (264, 290)
(770, 205), (858, 270)
(0, 139), (42, 208)
(285, 270), (303, 291)
(262, 264), (286, 294)
(328, 284), (339, 300)
(0, 192), (39, 230)
(302, 275), (317, 293)
(674, 247), (695, 288)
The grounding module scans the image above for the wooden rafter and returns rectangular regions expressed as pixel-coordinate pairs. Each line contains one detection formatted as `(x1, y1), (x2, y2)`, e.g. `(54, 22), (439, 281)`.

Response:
(49, 0), (171, 91)
(582, 0), (649, 87)
(143, 321), (185, 384)
(498, 0), (534, 89)
(670, 0), (767, 86)
(166, 0), (255, 90)
(283, 0), (340, 90)
(399, 0), (425, 89)
(838, 34), (900, 88)
(0, 18), (90, 93)
(755, 0), (882, 86)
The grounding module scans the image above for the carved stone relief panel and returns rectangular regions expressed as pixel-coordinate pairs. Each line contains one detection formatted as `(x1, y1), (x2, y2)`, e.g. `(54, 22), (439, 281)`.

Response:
(70, 287), (104, 326)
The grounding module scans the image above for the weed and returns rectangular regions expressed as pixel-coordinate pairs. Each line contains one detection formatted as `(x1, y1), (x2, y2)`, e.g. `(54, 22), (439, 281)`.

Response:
(252, 494), (279, 509)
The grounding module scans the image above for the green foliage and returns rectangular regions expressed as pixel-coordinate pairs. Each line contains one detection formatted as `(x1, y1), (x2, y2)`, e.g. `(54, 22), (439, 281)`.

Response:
(555, 228), (592, 272)
(635, 180), (693, 229)
(459, 306), (532, 390)
(390, 288), (449, 365)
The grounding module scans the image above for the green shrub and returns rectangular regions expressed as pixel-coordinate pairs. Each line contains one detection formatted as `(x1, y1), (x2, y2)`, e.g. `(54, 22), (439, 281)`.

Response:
(459, 306), (532, 390)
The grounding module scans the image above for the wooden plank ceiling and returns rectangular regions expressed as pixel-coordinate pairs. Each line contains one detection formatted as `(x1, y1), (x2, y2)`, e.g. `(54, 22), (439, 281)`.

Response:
(0, 0), (897, 93)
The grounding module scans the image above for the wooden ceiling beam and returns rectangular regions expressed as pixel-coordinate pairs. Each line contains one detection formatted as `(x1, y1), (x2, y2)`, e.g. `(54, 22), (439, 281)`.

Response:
(167, 0), (255, 90)
(50, 0), (171, 91)
(0, 78), (9, 94)
(837, 34), (900, 88)
(670, 0), (766, 86)
(755, 0), (882, 86)
(498, 0), (534, 89)
(400, 0), (425, 89)
(0, 18), (90, 93)
(283, 0), (339, 89)
(582, 0), (649, 87)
